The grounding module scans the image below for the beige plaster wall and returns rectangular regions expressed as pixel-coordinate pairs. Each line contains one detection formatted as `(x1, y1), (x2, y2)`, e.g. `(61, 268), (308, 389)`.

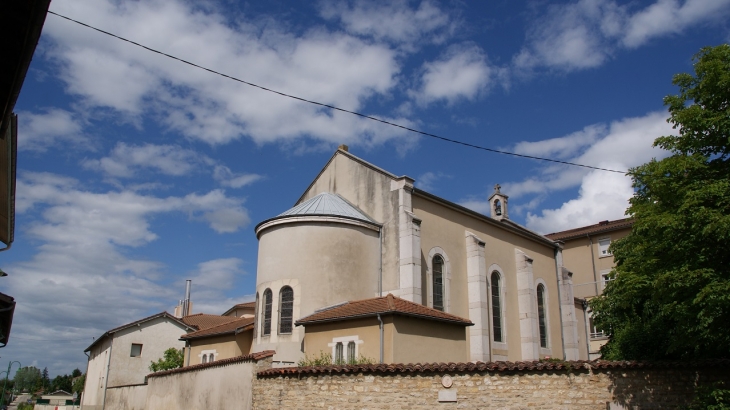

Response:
(107, 318), (188, 387)
(392, 316), (468, 364)
(301, 317), (384, 363)
(255, 221), (380, 364)
(187, 331), (252, 365)
(146, 360), (260, 410)
(413, 195), (562, 361)
(82, 337), (111, 408)
(298, 152), (401, 292)
(104, 384), (147, 410)
(561, 227), (631, 300)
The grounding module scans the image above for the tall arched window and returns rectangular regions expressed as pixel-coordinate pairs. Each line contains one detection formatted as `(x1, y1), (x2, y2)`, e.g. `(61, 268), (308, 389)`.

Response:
(279, 286), (294, 334)
(537, 284), (547, 348)
(432, 255), (444, 311)
(347, 341), (356, 363)
(335, 342), (344, 364)
(202, 355), (208, 364)
(491, 271), (503, 342)
(262, 288), (272, 336)
(208, 353), (214, 363)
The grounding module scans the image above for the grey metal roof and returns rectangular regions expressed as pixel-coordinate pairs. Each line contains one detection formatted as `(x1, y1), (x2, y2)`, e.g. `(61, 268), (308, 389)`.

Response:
(277, 192), (375, 223)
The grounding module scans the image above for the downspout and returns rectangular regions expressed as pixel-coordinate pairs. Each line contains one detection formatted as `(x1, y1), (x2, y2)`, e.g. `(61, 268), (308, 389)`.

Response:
(587, 235), (600, 295)
(581, 300), (591, 359)
(101, 337), (113, 410)
(554, 248), (566, 360)
(378, 227), (383, 297)
(377, 314), (384, 364)
(185, 340), (191, 366)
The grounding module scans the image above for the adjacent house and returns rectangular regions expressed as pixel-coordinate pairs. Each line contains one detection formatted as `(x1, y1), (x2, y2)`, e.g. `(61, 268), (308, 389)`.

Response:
(81, 312), (197, 410)
(296, 293), (473, 364)
(545, 218), (633, 359)
(180, 316), (255, 366)
(250, 146), (584, 366)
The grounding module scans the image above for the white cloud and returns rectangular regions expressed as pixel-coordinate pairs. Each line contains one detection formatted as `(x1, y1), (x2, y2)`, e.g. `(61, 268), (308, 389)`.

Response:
(82, 142), (209, 178)
(213, 165), (262, 189)
(17, 108), (86, 151)
(319, 0), (455, 48)
(411, 45), (499, 106)
(44, 0), (413, 148)
(3, 172), (252, 375)
(415, 171), (450, 192)
(461, 111), (674, 231)
(514, 0), (730, 72)
(525, 168), (633, 233)
(623, 0), (730, 47)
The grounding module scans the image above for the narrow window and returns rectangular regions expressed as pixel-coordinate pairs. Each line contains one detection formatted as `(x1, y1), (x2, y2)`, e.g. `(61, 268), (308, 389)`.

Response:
(491, 271), (503, 343)
(262, 289), (272, 336)
(335, 342), (344, 364)
(589, 313), (604, 338)
(598, 238), (611, 256)
(432, 255), (444, 311)
(279, 286), (294, 334)
(130, 343), (142, 357)
(537, 284), (548, 348)
(347, 341), (356, 363)
(253, 292), (259, 339)
(202, 354), (208, 364)
(208, 353), (214, 363)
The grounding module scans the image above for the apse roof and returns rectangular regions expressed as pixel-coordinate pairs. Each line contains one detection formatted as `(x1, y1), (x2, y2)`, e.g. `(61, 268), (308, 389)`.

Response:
(276, 192), (376, 223)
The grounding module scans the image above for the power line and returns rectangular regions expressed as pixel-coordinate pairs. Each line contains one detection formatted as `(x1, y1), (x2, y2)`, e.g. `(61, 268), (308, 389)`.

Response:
(47, 10), (625, 174)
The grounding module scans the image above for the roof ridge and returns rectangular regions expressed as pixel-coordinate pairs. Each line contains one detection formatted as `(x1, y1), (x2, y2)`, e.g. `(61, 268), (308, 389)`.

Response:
(182, 316), (254, 338)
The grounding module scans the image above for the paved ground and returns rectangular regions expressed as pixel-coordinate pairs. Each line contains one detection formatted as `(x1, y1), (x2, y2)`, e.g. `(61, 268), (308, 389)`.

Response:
(7, 394), (30, 409)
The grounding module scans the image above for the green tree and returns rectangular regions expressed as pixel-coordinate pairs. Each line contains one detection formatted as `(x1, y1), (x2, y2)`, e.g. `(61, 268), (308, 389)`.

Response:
(590, 44), (730, 360)
(71, 369), (81, 378)
(50, 374), (72, 393)
(13, 366), (41, 392)
(149, 348), (184, 372)
(72, 374), (85, 395)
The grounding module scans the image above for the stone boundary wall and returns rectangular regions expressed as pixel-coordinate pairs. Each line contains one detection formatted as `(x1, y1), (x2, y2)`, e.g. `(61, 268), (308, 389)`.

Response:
(103, 384), (147, 410)
(253, 361), (730, 409)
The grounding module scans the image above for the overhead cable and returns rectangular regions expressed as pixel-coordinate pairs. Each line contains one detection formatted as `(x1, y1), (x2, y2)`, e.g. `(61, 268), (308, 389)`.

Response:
(47, 10), (625, 174)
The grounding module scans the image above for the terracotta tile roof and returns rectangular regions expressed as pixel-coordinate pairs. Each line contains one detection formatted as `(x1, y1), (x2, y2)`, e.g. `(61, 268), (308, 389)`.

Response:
(257, 359), (730, 377)
(148, 350), (275, 379)
(295, 294), (473, 326)
(222, 302), (256, 316)
(182, 313), (239, 330)
(180, 316), (254, 340)
(545, 218), (634, 242)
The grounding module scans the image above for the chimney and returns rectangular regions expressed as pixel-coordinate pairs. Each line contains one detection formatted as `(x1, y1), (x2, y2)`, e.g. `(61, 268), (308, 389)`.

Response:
(183, 280), (192, 317)
(338, 144), (349, 152)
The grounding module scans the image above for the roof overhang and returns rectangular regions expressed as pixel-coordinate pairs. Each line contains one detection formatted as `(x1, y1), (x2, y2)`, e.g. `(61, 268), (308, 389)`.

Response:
(255, 214), (381, 238)
(296, 311), (473, 327)
(0, 292), (16, 347)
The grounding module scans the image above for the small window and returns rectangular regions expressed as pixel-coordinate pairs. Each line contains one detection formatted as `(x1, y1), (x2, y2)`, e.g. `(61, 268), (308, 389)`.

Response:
(347, 341), (356, 363)
(490, 271), (503, 343)
(208, 353), (214, 363)
(202, 354), (208, 364)
(432, 255), (444, 311)
(130, 343), (143, 357)
(262, 289), (272, 336)
(601, 273), (613, 290)
(588, 314), (604, 339)
(598, 238), (611, 256)
(279, 286), (294, 334)
(335, 342), (344, 364)
(537, 285), (548, 348)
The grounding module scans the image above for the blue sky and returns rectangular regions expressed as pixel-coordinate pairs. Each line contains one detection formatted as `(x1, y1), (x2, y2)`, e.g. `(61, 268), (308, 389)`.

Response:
(3, 0), (729, 376)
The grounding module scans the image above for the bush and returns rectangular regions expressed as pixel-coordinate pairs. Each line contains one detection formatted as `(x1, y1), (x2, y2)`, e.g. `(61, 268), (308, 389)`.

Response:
(297, 350), (376, 367)
(686, 382), (730, 410)
(18, 403), (34, 410)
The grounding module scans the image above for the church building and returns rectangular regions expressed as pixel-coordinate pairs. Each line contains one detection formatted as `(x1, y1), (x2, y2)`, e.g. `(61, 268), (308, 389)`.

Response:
(250, 146), (582, 366)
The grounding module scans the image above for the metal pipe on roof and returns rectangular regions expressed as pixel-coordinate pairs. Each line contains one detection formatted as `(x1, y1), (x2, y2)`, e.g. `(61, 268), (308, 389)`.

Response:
(183, 280), (192, 316)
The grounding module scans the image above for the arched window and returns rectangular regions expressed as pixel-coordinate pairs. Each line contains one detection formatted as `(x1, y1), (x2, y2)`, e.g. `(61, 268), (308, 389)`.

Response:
(335, 342), (344, 364)
(279, 286), (294, 334)
(432, 255), (444, 311)
(262, 288), (272, 336)
(537, 284), (547, 348)
(202, 355), (208, 364)
(491, 271), (503, 343)
(347, 341), (356, 363)
(208, 353), (214, 363)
